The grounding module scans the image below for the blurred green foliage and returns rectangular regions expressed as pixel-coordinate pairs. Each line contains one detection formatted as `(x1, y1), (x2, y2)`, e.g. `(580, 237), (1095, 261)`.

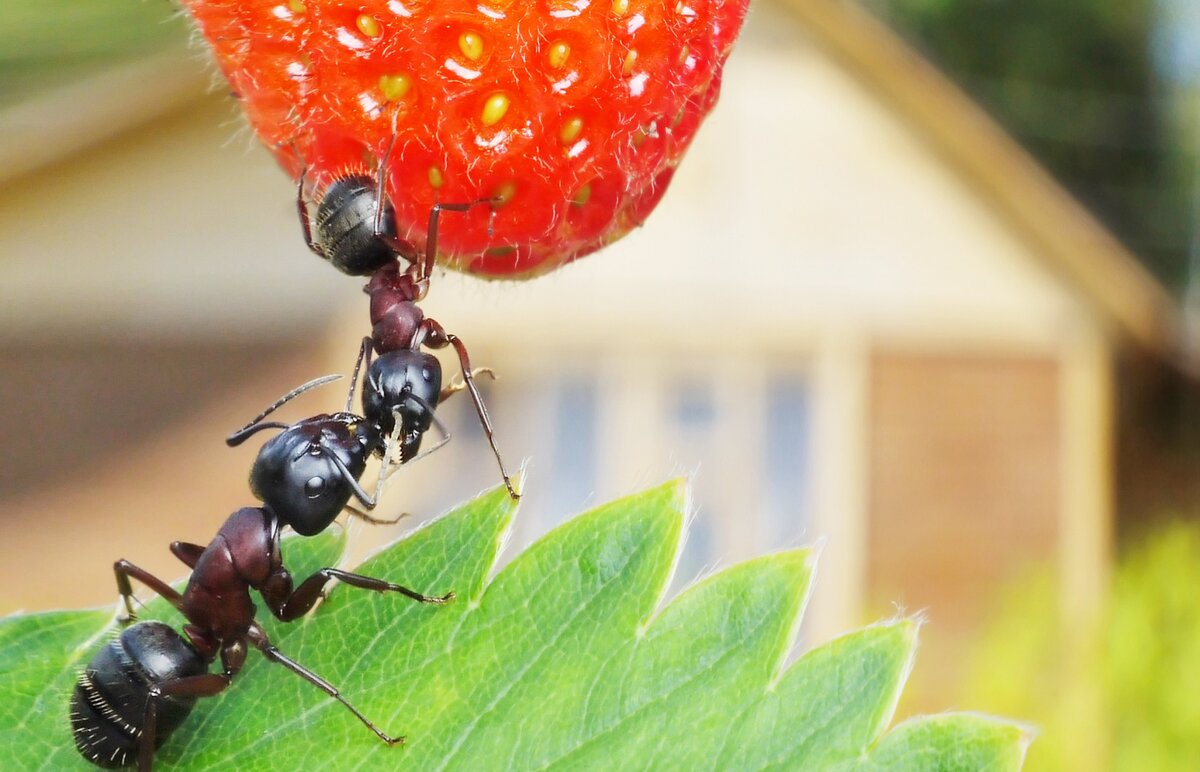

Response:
(868, 0), (1194, 290)
(965, 521), (1200, 770)
(0, 0), (188, 106)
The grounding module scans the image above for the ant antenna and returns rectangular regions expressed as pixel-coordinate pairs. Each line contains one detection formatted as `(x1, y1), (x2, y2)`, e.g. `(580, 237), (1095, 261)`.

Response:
(373, 131), (399, 237)
(227, 421), (292, 447)
(227, 374), (343, 446)
(345, 338), (372, 413)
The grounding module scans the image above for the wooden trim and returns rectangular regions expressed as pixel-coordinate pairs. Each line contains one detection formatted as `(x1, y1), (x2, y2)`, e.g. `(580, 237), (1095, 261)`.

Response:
(772, 0), (1181, 359)
(1056, 322), (1113, 768)
(1058, 325), (1113, 626)
(807, 328), (869, 639)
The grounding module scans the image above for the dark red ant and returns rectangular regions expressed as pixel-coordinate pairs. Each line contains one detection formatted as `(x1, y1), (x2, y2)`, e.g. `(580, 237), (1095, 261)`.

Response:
(291, 137), (520, 501)
(70, 503), (453, 769)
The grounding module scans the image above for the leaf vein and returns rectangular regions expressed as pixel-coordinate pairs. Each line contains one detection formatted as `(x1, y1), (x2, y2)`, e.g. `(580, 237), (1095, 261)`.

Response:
(541, 610), (774, 769)
(434, 539), (641, 772)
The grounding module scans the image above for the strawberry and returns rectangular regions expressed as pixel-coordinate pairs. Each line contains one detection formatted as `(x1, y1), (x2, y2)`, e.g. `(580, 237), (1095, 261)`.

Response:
(181, 0), (749, 278)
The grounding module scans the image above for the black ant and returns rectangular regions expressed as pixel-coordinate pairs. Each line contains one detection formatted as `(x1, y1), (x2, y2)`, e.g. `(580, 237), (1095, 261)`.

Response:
(70, 503), (453, 769)
(288, 135), (520, 502)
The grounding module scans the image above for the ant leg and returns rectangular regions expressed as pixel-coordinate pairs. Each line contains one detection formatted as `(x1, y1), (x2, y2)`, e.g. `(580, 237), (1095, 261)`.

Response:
(420, 320), (519, 500)
(298, 167), (324, 257)
(133, 659), (242, 772)
(226, 374), (344, 446)
(440, 367), (496, 402)
(374, 128), (432, 267)
(344, 506), (409, 526)
(273, 568), (453, 621)
(322, 568), (454, 603)
(113, 561), (184, 623)
(137, 695), (157, 772)
(346, 337), (373, 413)
(419, 197), (498, 285)
(246, 623), (404, 746)
(170, 542), (205, 570)
(141, 637), (245, 772)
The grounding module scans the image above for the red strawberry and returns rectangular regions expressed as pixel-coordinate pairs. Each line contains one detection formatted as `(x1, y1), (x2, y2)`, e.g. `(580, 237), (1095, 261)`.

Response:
(181, 0), (749, 278)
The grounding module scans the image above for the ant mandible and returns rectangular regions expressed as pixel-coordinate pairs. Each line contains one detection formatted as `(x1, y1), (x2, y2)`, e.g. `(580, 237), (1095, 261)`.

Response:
(71, 502), (453, 770)
(293, 134), (520, 501)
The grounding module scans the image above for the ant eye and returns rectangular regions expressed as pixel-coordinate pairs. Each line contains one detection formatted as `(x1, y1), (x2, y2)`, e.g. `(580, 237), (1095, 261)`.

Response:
(422, 367), (432, 381)
(304, 477), (326, 499)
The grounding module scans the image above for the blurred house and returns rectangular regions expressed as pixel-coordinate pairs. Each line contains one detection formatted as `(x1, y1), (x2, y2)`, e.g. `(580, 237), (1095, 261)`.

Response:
(0, 0), (1185, 707)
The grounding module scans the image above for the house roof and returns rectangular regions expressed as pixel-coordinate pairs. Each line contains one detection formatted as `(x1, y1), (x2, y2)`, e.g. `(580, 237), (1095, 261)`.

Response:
(774, 0), (1183, 361)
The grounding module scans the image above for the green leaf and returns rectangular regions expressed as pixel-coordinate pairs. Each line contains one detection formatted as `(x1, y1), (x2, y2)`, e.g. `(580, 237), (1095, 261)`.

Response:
(0, 482), (1030, 770)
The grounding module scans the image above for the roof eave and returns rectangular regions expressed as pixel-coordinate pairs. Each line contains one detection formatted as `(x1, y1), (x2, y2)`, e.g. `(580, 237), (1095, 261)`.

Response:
(772, 0), (1184, 362)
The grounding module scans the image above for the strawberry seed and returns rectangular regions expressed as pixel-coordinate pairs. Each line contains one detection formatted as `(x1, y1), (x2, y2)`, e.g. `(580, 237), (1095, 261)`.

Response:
(547, 40), (571, 70)
(481, 92), (511, 126)
(356, 14), (382, 38)
(459, 31), (484, 61)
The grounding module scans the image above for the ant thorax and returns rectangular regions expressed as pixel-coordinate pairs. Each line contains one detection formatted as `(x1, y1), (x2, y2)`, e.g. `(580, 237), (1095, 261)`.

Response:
(366, 261), (427, 352)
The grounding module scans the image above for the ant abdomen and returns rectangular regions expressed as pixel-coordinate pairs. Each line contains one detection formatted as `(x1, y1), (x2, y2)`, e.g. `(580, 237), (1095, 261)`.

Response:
(314, 175), (399, 276)
(71, 622), (206, 769)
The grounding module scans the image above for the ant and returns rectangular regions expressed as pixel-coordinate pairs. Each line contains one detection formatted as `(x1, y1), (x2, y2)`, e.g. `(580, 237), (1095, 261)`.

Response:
(71, 503), (453, 770)
(289, 134), (520, 502)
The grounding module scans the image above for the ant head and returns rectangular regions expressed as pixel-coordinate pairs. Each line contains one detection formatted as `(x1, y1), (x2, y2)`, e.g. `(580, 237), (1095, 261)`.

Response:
(363, 350), (443, 459)
(314, 175), (400, 277)
(249, 418), (368, 536)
